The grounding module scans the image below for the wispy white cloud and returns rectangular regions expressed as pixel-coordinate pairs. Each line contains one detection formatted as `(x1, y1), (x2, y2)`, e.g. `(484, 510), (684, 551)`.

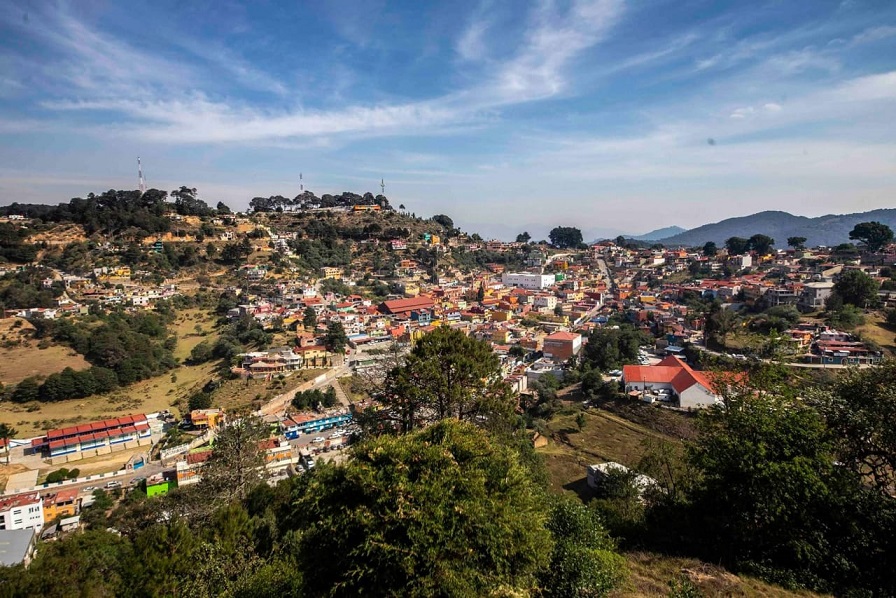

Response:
(484, 0), (623, 102)
(19, 0), (624, 144)
(850, 25), (896, 45)
(455, 0), (493, 62)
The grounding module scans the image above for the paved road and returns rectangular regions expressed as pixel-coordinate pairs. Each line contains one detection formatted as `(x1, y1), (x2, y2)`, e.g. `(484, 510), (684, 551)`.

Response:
(33, 461), (165, 497)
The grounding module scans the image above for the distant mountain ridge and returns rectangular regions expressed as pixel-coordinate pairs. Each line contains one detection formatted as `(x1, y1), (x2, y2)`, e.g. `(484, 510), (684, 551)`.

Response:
(630, 225), (686, 241)
(657, 209), (896, 248)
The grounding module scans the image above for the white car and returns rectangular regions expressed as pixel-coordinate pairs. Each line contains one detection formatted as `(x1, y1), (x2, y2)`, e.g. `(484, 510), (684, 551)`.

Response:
(312, 436), (325, 443)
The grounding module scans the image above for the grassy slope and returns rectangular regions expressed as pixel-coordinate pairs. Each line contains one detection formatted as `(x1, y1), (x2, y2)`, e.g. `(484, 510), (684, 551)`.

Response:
(539, 391), (828, 597)
(855, 312), (896, 356)
(0, 319), (91, 385)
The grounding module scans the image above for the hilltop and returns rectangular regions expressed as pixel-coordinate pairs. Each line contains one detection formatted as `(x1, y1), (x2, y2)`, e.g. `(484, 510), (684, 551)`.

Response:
(657, 208), (896, 247)
(629, 225), (687, 241)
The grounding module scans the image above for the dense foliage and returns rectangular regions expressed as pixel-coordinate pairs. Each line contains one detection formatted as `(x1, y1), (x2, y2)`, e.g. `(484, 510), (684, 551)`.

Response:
(373, 326), (516, 434)
(849, 221), (894, 252)
(0, 419), (626, 597)
(549, 226), (584, 249)
(290, 387), (337, 411)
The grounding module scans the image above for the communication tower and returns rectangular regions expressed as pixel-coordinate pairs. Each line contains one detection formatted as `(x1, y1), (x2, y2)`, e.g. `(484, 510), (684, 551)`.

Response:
(137, 157), (146, 195)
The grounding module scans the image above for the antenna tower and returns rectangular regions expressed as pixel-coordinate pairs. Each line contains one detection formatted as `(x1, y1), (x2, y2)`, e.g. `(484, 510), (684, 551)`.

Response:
(137, 157), (146, 195)
(300, 172), (304, 194)
(380, 178), (385, 195)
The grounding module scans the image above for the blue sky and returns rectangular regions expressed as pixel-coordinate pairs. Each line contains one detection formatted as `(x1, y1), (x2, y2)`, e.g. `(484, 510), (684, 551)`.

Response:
(1, 0), (895, 240)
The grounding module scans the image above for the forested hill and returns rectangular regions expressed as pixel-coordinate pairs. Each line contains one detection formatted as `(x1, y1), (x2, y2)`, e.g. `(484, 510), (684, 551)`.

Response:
(0, 187), (223, 236)
(658, 208), (896, 247)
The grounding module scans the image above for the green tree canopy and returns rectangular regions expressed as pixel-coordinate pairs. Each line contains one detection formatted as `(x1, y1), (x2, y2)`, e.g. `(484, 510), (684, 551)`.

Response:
(516, 231), (532, 243)
(833, 269), (879, 308)
(786, 236), (807, 250)
(747, 234), (775, 255)
(702, 241), (717, 257)
(431, 214), (454, 229)
(549, 226), (584, 249)
(849, 221), (894, 252)
(302, 306), (318, 330)
(581, 325), (646, 371)
(724, 236), (749, 255)
(377, 326), (515, 434)
(324, 320), (348, 354)
(290, 420), (553, 596)
(200, 416), (269, 504)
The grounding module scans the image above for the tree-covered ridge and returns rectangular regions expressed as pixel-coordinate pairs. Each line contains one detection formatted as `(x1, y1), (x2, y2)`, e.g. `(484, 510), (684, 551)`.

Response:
(0, 187), (225, 237)
(249, 190), (392, 212)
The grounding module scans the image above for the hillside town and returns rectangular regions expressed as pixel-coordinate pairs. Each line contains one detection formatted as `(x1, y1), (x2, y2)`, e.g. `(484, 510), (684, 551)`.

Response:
(0, 197), (894, 595)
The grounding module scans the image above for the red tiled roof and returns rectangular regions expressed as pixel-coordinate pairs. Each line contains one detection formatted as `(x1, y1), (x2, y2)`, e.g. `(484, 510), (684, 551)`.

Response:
(186, 450), (213, 465)
(380, 296), (435, 315)
(0, 492), (41, 511)
(623, 355), (718, 395)
(545, 331), (580, 342)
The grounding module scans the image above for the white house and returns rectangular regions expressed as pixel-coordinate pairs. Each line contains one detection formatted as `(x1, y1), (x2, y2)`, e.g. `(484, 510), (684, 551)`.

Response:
(0, 493), (44, 531)
(502, 272), (556, 290)
(622, 355), (724, 410)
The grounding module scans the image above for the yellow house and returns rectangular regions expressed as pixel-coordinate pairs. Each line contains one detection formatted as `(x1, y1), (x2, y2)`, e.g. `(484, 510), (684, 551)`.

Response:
(190, 408), (225, 430)
(491, 310), (512, 322)
(321, 267), (343, 279)
(430, 234), (441, 245)
(403, 282), (421, 297)
(43, 488), (79, 521)
(492, 329), (511, 343)
(297, 345), (330, 365)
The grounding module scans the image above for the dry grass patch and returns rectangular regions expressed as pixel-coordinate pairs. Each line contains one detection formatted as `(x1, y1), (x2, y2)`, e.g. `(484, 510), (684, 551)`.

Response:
(855, 312), (896, 356)
(539, 406), (679, 494)
(212, 369), (328, 413)
(0, 318), (90, 385)
(616, 552), (829, 598)
(171, 309), (219, 361)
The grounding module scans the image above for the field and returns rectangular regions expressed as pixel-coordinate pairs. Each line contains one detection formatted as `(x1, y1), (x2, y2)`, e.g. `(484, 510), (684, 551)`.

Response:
(0, 309), (220, 437)
(0, 318), (90, 385)
(855, 312), (896, 356)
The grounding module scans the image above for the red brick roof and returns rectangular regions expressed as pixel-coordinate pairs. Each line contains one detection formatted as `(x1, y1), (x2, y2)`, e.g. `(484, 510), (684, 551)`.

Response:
(545, 331), (580, 342)
(623, 356), (716, 395)
(380, 296), (435, 315)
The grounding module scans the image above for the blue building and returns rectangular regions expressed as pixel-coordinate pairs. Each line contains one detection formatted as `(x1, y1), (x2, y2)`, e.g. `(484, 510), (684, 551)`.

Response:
(281, 411), (353, 440)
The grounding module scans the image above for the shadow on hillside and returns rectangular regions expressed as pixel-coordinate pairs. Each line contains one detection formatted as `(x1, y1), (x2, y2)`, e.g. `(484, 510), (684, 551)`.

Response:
(562, 477), (594, 503)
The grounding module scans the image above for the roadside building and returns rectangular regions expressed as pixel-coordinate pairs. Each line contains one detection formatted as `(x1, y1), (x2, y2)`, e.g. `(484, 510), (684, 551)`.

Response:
(42, 488), (80, 522)
(0, 492), (44, 531)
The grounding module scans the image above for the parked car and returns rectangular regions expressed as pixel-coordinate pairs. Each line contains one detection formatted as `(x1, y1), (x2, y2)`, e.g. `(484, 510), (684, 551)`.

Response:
(104, 481), (122, 489)
(312, 436), (325, 443)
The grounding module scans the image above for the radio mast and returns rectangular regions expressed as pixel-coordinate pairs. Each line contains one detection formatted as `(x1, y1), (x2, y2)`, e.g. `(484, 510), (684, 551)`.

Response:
(137, 157), (146, 195)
